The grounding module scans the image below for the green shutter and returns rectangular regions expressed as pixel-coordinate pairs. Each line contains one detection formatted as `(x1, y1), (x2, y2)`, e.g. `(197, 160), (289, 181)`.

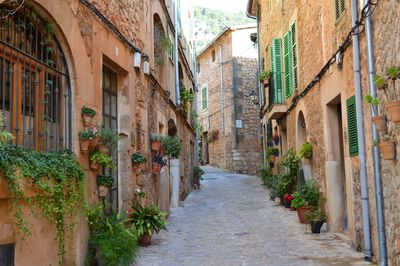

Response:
(202, 86), (207, 110)
(291, 22), (298, 89)
(335, 0), (345, 20)
(272, 38), (283, 103)
(347, 95), (359, 156)
(284, 32), (293, 98)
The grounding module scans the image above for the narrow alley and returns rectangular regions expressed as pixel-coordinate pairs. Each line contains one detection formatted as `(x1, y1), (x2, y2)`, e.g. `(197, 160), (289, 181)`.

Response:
(136, 166), (370, 266)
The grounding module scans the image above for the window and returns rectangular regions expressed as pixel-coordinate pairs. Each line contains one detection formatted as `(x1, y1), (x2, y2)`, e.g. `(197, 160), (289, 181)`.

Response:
(102, 65), (119, 210)
(347, 95), (358, 156)
(201, 85), (208, 111)
(167, 35), (174, 61)
(0, 5), (71, 151)
(0, 243), (15, 266)
(335, 0), (346, 20)
(270, 38), (283, 104)
(212, 50), (216, 62)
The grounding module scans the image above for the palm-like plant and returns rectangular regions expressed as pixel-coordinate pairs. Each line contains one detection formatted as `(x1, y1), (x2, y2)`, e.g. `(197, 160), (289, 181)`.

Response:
(129, 204), (167, 237)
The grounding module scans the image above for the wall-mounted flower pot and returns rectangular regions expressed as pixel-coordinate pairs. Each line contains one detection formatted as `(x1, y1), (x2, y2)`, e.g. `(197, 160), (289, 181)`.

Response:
(90, 162), (100, 171)
(98, 185), (109, 197)
(310, 221), (324, 234)
(386, 100), (400, 122)
(379, 141), (396, 160)
(90, 136), (99, 148)
(80, 139), (90, 154)
(297, 206), (314, 224)
(371, 115), (387, 134)
(269, 155), (275, 162)
(98, 145), (110, 155)
(152, 163), (161, 174)
(139, 232), (152, 246)
(151, 140), (161, 151)
(82, 114), (94, 127)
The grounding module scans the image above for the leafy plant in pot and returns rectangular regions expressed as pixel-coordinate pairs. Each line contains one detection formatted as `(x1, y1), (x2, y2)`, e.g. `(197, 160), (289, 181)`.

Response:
(163, 136), (182, 158)
(152, 155), (166, 174)
(98, 127), (119, 155)
(364, 95), (387, 134)
(283, 194), (294, 208)
(259, 70), (271, 86)
(379, 135), (396, 160)
(193, 166), (204, 189)
(81, 106), (96, 126)
(298, 142), (313, 160)
(90, 152), (115, 171)
(97, 174), (114, 197)
(291, 179), (320, 224)
(131, 153), (147, 165)
(305, 209), (327, 234)
(266, 147), (279, 162)
(128, 193), (167, 246)
(79, 129), (95, 153)
(150, 133), (164, 151)
(374, 67), (400, 122)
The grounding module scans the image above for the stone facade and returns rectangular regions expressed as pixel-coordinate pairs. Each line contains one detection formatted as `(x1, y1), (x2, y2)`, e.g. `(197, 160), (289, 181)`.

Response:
(248, 0), (399, 265)
(0, 0), (196, 264)
(197, 26), (262, 175)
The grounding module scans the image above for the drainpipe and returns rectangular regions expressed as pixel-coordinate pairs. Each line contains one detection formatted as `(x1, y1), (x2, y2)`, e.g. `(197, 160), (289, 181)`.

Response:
(194, 50), (199, 163)
(351, 0), (372, 261)
(220, 45), (225, 133)
(364, 3), (388, 265)
(174, 1), (180, 106)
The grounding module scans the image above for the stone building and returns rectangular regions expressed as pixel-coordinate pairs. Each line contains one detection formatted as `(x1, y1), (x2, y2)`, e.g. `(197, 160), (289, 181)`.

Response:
(247, 0), (399, 265)
(197, 26), (262, 175)
(0, 0), (196, 264)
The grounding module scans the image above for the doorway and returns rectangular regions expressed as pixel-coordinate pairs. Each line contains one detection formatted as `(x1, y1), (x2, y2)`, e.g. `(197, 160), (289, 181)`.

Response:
(326, 95), (348, 232)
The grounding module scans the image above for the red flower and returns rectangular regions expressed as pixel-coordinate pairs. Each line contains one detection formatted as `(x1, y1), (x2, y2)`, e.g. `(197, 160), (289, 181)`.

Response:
(284, 194), (294, 201)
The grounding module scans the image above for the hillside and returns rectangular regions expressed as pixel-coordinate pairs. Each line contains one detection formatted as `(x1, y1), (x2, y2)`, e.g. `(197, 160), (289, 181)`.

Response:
(193, 6), (254, 53)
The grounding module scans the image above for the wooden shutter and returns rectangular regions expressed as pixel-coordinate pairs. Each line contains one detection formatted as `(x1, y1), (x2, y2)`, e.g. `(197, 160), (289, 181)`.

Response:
(335, 0), (345, 20)
(347, 95), (358, 156)
(291, 22), (298, 89)
(202, 86), (207, 110)
(272, 38), (283, 103)
(284, 32), (293, 98)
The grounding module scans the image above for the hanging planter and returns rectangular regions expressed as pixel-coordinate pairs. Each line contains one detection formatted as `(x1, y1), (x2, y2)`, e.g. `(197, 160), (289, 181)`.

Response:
(379, 136), (396, 160)
(150, 134), (164, 151)
(371, 115), (387, 133)
(79, 129), (95, 154)
(385, 100), (400, 123)
(97, 175), (114, 197)
(90, 162), (100, 171)
(81, 106), (96, 127)
(98, 145), (110, 155)
(90, 152), (115, 171)
(131, 153), (147, 172)
(152, 163), (161, 174)
(89, 130), (99, 148)
(98, 128), (120, 155)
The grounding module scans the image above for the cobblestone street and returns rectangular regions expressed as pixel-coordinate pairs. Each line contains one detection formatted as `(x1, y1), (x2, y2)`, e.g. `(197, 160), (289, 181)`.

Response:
(136, 166), (372, 266)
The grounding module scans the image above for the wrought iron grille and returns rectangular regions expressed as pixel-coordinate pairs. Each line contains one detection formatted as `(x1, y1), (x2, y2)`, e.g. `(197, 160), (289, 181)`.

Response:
(0, 5), (71, 151)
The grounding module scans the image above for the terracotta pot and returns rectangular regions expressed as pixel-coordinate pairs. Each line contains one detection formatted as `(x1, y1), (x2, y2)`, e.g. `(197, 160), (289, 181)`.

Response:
(82, 114), (93, 127)
(80, 139), (90, 154)
(263, 79), (269, 87)
(98, 185), (109, 197)
(139, 232), (152, 246)
(159, 147), (166, 157)
(297, 206), (314, 224)
(290, 207), (296, 211)
(386, 100), (400, 122)
(90, 136), (99, 148)
(371, 115), (387, 133)
(152, 163), (161, 174)
(151, 140), (161, 151)
(269, 155), (275, 162)
(90, 162), (100, 171)
(98, 145), (110, 155)
(379, 141), (396, 160)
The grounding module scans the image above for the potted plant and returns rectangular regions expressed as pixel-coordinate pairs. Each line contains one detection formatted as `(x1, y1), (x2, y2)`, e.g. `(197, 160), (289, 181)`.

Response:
(379, 135), (396, 160)
(283, 194), (294, 208)
(131, 153), (147, 165)
(128, 195), (167, 246)
(259, 70), (271, 86)
(98, 128), (119, 155)
(89, 127), (99, 148)
(97, 174), (114, 197)
(193, 166), (204, 189)
(162, 136), (182, 159)
(266, 147), (279, 162)
(364, 94), (387, 133)
(81, 106), (96, 126)
(385, 66), (400, 122)
(152, 155), (166, 174)
(305, 209), (327, 234)
(298, 142), (313, 160)
(291, 180), (320, 224)
(79, 129), (95, 153)
(180, 88), (194, 113)
(150, 133), (164, 151)
(90, 152), (114, 171)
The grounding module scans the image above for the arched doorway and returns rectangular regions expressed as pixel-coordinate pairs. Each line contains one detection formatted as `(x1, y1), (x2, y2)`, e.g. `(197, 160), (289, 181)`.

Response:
(297, 111), (312, 181)
(167, 119), (180, 208)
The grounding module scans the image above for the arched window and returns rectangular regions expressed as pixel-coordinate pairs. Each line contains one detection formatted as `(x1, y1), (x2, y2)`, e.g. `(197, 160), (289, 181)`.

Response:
(0, 5), (71, 151)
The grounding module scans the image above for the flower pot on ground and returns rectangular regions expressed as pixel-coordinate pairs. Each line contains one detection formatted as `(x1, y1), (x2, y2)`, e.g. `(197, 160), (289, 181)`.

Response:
(297, 206), (314, 224)
(97, 175), (114, 197)
(150, 133), (164, 151)
(371, 115), (387, 134)
(79, 129), (95, 154)
(139, 232), (152, 246)
(310, 221), (325, 233)
(386, 100), (400, 122)
(291, 180), (321, 223)
(81, 106), (96, 127)
(193, 166), (205, 189)
(379, 135), (396, 160)
(283, 194), (294, 209)
(305, 209), (327, 234)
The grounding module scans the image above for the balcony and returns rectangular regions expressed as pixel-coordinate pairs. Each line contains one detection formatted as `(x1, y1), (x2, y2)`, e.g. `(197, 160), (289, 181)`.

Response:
(266, 79), (287, 120)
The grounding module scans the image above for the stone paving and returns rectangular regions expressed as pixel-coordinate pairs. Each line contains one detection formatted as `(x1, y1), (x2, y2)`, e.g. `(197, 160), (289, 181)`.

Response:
(135, 166), (373, 266)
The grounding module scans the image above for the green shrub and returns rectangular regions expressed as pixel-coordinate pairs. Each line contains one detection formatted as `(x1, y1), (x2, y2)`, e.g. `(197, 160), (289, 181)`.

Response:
(128, 204), (167, 237)
(291, 191), (306, 208)
(163, 136), (182, 158)
(193, 166), (204, 180)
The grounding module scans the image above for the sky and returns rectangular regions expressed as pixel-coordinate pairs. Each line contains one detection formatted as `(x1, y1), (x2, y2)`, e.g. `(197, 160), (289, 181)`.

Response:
(191, 0), (248, 13)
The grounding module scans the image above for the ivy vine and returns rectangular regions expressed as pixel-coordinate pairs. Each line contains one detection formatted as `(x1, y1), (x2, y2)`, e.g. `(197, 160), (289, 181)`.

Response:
(0, 144), (85, 265)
